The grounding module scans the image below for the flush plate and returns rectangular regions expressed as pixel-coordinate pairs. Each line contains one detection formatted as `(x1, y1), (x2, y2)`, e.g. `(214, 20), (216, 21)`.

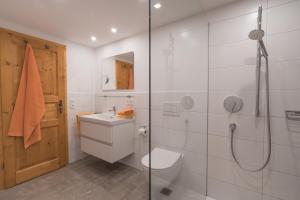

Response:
(163, 102), (180, 116)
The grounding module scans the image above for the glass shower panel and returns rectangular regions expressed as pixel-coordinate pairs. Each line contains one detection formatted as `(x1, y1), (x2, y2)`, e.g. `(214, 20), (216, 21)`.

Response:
(205, 1), (300, 200)
(150, 0), (209, 199)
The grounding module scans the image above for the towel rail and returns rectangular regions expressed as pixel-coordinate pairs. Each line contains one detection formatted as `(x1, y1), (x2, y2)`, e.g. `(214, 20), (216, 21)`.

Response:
(98, 95), (133, 98)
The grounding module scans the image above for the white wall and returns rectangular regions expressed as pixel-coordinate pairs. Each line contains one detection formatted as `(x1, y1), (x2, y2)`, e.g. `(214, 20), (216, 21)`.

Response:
(207, 1), (300, 200)
(150, 14), (209, 195)
(95, 13), (209, 196)
(0, 18), (96, 163)
(67, 42), (96, 163)
(95, 1), (300, 200)
(95, 33), (149, 169)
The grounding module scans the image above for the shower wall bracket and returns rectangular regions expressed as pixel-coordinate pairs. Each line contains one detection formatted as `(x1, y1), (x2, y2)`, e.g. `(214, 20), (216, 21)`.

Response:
(285, 110), (300, 133)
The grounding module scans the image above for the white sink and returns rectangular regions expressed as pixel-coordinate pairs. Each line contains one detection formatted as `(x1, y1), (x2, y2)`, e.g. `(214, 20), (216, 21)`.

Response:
(80, 113), (133, 126)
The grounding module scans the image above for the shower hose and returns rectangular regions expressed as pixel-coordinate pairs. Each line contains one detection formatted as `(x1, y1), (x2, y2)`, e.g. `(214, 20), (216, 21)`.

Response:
(229, 57), (271, 172)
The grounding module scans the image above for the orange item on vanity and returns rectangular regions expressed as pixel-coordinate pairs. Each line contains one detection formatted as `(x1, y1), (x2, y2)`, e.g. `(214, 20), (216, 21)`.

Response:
(76, 112), (94, 135)
(117, 107), (135, 119)
(8, 44), (46, 149)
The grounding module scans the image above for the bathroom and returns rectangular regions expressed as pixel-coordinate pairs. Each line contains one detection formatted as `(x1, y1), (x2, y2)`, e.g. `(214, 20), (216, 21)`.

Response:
(0, 0), (299, 199)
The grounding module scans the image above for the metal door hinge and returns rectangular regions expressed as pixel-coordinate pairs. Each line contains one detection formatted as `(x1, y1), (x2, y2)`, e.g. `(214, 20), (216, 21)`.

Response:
(58, 100), (64, 114)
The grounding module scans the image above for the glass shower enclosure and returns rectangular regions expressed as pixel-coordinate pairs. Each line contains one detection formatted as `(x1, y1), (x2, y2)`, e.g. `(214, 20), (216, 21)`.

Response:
(149, 0), (300, 200)
(149, 0), (209, 199)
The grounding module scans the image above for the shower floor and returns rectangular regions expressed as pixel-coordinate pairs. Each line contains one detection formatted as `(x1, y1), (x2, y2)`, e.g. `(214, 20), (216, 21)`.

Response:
(152, 184), (214, 200)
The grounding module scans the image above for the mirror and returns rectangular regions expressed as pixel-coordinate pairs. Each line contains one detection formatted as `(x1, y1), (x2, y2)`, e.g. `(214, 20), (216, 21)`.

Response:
(102, 52), (134, 90)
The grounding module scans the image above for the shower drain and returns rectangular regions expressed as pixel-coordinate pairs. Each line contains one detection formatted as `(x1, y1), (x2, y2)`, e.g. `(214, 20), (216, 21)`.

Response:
(160, 187), (173, 196)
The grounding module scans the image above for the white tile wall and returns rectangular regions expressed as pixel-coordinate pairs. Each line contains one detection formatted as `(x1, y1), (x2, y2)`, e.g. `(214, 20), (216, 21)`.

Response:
(150, 13), (209, 194)
(208, 1), (300, 200)
(210, 40), (257, 68)
(95, 12), (209, 195)
(209, 91), (266, 116)
(207, 177), (262, 200)
(209, 114), (265, 141)
(208, 156), (262, 192)
(209, 12), (265, 46)
(67, 42), (97, 163)
(94, 1), (300, 200)
(267, 0), (300, 34)
(269, 60), (300, 90)
(263, 170), (300, 200)
(68, 92), (94, 162)
(269, 117), (300, 147)
(208, 135), (264, 166)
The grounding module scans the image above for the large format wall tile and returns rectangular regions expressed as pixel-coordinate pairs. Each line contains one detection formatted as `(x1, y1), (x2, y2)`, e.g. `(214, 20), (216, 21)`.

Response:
(208, 135), (264, 166)
(268, 30), (300, 62)
(210, 12), (265, 46)
(263, 170), (300, 200)
(208, 156), (262, 192)
(267, 0), (300, 34)
(208, 177), (262, 200)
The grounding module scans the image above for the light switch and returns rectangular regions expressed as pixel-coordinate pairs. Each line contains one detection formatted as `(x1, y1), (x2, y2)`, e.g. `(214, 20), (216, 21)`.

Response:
(69, 100), (76, 110)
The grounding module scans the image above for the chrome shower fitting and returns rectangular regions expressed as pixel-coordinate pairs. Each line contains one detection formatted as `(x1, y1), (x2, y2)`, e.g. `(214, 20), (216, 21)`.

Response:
(230, 6), (272, 172)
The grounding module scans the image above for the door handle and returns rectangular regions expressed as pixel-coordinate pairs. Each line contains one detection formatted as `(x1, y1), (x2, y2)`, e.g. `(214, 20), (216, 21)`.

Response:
(58, 100), (64, 114)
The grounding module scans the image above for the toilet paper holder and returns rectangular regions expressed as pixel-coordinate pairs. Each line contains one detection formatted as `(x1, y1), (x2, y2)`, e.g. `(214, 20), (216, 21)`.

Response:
(138, 125), (148, 136)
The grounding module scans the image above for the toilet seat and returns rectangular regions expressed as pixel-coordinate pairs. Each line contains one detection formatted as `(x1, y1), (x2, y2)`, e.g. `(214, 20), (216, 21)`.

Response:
(142, 148), (181, 170)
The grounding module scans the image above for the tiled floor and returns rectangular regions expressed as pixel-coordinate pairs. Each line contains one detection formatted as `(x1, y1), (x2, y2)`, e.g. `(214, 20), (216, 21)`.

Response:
(153, 185), (207, 200)
(0, 156), (211, 200)
(0, 156), (149, 200)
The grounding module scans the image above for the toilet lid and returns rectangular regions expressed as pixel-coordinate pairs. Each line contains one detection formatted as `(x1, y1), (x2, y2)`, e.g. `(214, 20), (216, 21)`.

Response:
(142, 148), (181, 170)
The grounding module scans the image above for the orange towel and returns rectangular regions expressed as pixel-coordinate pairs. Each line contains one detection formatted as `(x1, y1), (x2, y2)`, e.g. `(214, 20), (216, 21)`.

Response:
(8, 44), (46, 149)
(117, 107), (134, 119)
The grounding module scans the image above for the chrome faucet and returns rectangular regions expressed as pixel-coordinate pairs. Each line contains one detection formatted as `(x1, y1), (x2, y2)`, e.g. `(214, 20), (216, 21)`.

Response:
(108, 105), (117, 115)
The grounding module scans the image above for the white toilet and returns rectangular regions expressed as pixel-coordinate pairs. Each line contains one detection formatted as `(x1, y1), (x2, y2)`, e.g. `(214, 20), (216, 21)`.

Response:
(141, 148), (183, 194)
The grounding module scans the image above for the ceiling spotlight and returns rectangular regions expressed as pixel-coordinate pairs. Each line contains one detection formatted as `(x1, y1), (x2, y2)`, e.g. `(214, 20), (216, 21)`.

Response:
(153, 3), (162, 9)
(90, 36), (97, 42)
(111, 28), (117, 33)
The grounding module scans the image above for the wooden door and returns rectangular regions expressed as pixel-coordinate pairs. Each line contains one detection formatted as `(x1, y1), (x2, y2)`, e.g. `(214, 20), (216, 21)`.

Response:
(115, 60), (133, 89)
(0, 28), (68, 188)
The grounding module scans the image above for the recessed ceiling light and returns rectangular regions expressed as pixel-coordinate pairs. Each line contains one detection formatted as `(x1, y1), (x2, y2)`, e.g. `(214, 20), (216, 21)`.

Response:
(90, 36), (97, 42)
(153, 3), (162, 9)
(111, 28), (117, 33)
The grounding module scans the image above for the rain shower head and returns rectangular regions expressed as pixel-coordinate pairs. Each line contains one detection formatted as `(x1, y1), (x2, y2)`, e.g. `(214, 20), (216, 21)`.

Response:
(248, 29), (265, 40)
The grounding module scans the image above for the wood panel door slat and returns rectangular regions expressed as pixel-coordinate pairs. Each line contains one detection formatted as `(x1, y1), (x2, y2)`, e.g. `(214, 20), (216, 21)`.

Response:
(41, 119), (59, 128)
(16, 158), (60, 184)
(44, 95), (59, 103)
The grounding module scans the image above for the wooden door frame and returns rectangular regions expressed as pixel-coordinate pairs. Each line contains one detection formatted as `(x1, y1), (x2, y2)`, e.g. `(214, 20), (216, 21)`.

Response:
(0, 30), (4, 189)
(0, 27), (68, 189)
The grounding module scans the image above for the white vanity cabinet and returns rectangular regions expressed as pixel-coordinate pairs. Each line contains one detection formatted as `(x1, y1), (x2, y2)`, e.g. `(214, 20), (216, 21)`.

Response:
(80, 114), (134, 163)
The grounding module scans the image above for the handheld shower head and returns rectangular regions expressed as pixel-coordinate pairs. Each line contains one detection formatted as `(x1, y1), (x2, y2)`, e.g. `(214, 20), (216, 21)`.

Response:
(249, 29), (268, 57)
(249, 29), (265, 40)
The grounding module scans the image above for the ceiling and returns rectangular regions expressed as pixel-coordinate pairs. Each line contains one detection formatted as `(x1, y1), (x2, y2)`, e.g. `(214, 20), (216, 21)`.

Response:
(0, 0), (237, 48)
